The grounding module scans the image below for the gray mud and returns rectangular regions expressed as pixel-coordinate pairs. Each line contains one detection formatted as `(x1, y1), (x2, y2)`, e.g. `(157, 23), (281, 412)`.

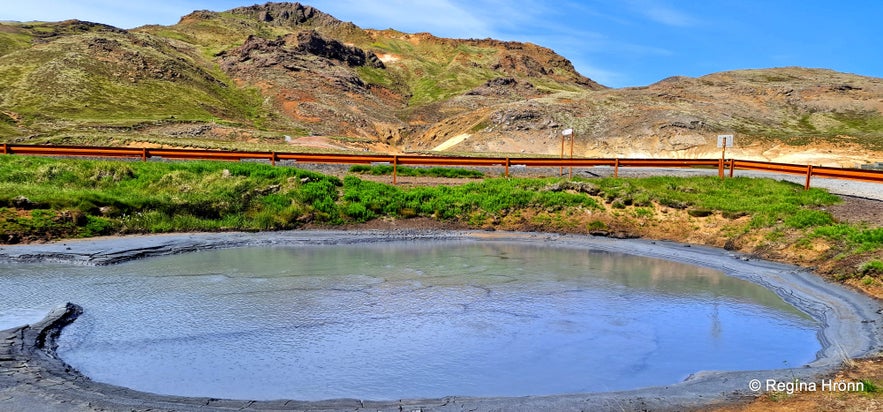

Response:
(1, 230), (881, 411)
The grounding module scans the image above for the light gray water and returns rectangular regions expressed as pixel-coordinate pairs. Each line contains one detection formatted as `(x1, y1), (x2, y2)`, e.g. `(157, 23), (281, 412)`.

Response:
(0, 241), (819, 401)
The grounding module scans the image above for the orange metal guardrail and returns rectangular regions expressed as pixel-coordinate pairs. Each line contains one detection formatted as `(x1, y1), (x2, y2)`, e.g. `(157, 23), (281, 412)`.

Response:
(0, 144), (143, 158)
(811, 165), (883, 184)
(731, 159), (883, 189)
(1, 144), (881, 188)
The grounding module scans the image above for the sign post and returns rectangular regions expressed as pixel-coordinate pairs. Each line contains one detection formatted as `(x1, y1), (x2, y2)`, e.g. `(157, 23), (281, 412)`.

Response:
(562, 128), (573, 178)
(717, 134), (734, 179)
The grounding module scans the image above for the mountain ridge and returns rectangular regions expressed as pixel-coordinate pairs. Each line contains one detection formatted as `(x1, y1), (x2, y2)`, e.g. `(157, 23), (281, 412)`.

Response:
(0, 2), (880, 166)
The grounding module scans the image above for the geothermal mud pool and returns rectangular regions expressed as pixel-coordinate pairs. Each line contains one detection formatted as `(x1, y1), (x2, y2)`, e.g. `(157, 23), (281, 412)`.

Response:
(0, 231), (880, 411)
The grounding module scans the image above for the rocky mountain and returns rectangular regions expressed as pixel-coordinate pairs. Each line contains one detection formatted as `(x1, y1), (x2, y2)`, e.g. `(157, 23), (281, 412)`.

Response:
(0, 2), (880, 165)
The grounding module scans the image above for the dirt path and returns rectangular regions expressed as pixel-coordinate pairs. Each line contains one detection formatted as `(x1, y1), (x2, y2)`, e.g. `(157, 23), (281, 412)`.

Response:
(828, 196), (883, 226)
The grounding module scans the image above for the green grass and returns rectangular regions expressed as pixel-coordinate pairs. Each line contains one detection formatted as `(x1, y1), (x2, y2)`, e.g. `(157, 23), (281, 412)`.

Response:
(362, 35), (579, 105)
(591, 175), (840, 228)
(859, 379), (880, 393)
(341, 175), (599, 222)
(1, 155), (880, 273)
(0, 156), (597, 239)
(813, 225), (883, 253)
(860, 260), (883, 276)
(0, 30), (34, 57)
(0, 29), (273, 133)
(830, 111), (883, 149)
(585, 175), (883, 255)
(349, 164), (484, 178)
(733, 110), (883, 151)
(0, 156), (341, 239)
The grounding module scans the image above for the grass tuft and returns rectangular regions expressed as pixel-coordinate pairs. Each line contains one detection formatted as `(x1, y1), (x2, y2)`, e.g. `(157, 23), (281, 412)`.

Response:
(349, 164), (483, 178)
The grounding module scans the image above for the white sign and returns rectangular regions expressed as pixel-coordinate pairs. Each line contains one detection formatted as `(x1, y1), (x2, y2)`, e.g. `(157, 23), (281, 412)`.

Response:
(562, 128), (573, 136)
(717, 134), (734, 148)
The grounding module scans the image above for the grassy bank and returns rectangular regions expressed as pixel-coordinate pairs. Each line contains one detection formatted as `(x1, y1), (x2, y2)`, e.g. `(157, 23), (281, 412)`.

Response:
(0, 156), (593, 240)
(1, 155), (880, 288)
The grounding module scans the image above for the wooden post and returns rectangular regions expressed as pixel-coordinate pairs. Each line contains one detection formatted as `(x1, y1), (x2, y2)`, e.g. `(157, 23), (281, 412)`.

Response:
(141, 148), (147, 162)
(560, 133), (565, 176)
(721, 137), (727, 159)
(1, 143), (7, 155)
(393, 155), (398, 185)
(729, 158), (735, 178)
(270, 151), (276, 166)
(614, 158), (619, 178)
(719, 136), (727, 179)
(569, 130), (575, 179)
(804, 164), (813, 190)
(505, 157), (510, 178)
(718, 158), (724, 179)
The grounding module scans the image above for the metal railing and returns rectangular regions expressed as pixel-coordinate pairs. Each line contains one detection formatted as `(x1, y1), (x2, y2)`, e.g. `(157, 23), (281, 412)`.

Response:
(1, 143), (881, 188)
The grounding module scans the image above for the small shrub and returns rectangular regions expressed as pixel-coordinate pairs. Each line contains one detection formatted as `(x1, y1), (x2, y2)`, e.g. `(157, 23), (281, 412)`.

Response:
(784, 209), (834, 229)
(722, 210), (749, 219)
(252, 210), (279, 230)
(853, 227), (883, 252)
(765, 229), (785, 242)
(587, 220), (607, 231)
(688, 208), (714, 217)
(632, 192), (652, 207)
(298, 180), (339, 217)
(859, 379), (879, 393)
(82, 216), (114, 237)
(344, 203), (374, 221)
(659, 198), (690, 209)
(860, 260), (883, 276)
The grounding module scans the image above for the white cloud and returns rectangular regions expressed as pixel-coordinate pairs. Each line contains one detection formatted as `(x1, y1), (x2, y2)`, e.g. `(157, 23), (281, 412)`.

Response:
(573, 62), (625, 86)
(2, 1), (245, 28)
(627, 0), (695, 27)
(309, 0), (495, 38)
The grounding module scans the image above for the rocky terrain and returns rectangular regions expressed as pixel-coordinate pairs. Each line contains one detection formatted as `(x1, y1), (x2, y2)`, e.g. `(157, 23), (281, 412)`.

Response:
(0, 2), (881, 165)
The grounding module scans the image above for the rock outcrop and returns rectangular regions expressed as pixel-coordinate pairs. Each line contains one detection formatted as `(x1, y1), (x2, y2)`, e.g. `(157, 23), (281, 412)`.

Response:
(219, 31), (384, 71)
(228, 2), (341, 27)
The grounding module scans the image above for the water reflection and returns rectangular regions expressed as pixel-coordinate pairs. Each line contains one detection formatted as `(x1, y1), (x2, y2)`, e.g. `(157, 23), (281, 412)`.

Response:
(0, 241), (818, 400)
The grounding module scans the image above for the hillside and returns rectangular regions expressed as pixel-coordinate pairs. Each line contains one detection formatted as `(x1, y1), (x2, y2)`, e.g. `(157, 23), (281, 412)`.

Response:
(428, 67), (883, 165)
(0, 2), (881, 165)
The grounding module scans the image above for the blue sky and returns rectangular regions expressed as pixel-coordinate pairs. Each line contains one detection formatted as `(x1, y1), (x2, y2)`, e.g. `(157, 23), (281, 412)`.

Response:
(4, 1), (882, 88)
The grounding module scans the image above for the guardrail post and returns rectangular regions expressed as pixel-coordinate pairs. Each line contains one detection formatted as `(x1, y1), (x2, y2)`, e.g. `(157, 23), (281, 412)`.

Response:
(270, 151), (276, 166)
(1, 143), (7, 155)
(718, 158), (725, 180)
(729, 159), (735, 178)
(393, 155), (398, 185)
(805, 165), (813, 190)
(505, 157), (510, 178)
(614, 158), (619, 178)
(141, 148), (147, 162)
